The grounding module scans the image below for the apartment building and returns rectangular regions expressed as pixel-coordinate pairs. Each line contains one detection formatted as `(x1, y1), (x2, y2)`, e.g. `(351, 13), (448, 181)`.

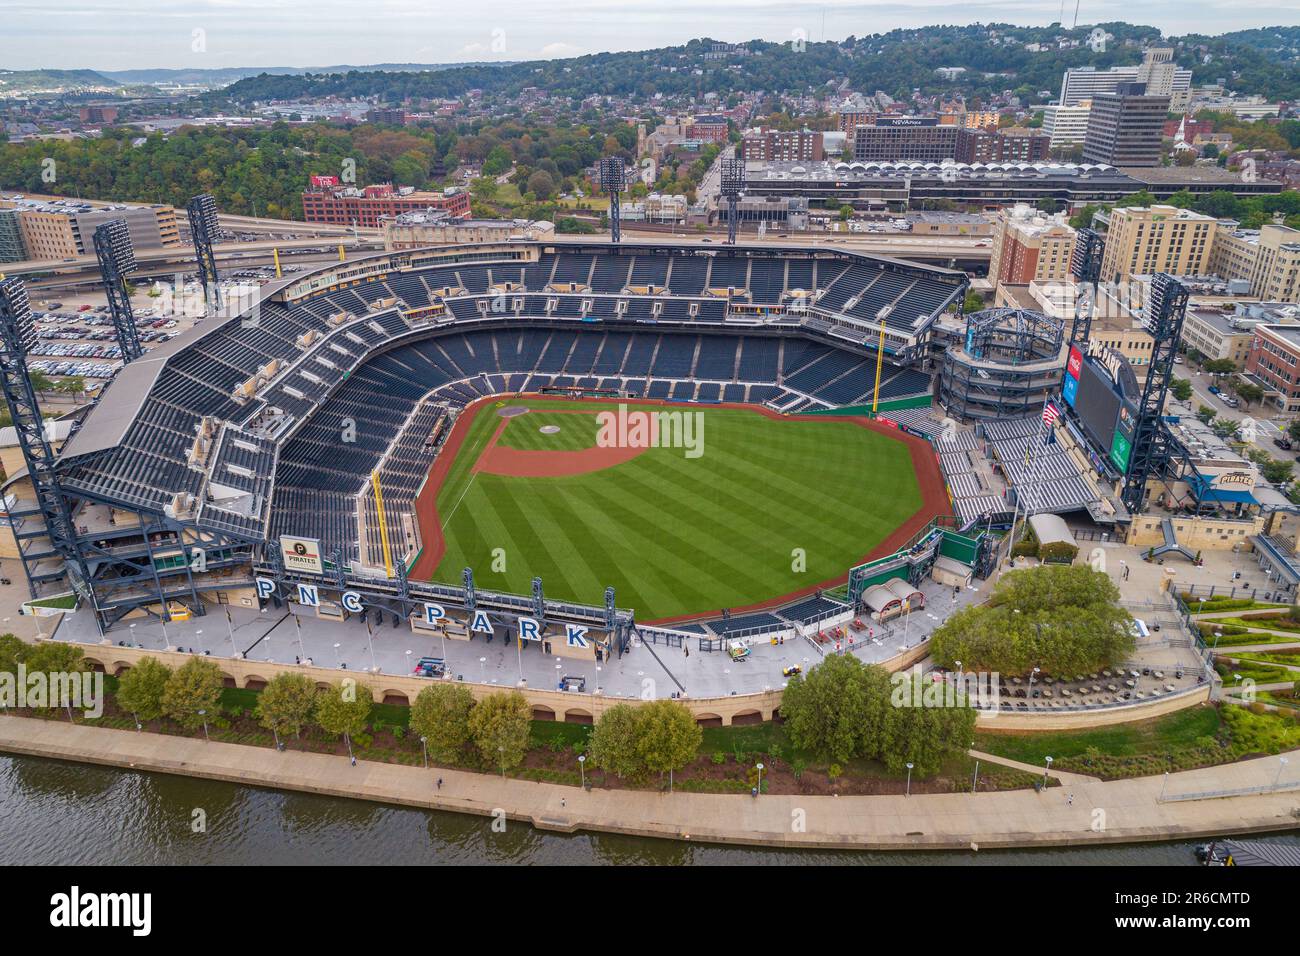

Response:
(1246, 323), (1300, 412)
(1251, 225), (1300, 304)
(301, 181), (471, 228)
(1099, 204), (1220, 284)
(988, 205), (1078, 288)
(955, 127), (1051, 163)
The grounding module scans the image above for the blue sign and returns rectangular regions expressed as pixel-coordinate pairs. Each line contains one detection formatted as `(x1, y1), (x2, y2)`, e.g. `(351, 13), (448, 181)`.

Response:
(1062, 373), (1079, 408)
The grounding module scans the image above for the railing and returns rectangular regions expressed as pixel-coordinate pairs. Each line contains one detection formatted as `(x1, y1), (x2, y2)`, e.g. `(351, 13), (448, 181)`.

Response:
(1159, 778), (1300, 803)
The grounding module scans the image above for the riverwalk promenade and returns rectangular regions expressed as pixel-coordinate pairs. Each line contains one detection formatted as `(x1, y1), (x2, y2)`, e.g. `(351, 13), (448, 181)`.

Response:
(1, 716), (1297, 851)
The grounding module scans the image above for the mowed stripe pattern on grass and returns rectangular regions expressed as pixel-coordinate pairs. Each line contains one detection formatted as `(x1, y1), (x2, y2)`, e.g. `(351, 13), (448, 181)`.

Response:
(496, 411), (600, 451)
(429, 405), (924, 620)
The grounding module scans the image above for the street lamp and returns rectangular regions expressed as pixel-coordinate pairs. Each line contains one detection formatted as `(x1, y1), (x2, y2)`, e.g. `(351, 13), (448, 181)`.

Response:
(332, 642), (341, 668)
(195, 629), (205, 654)
(578, 754), (586, 789)
(1028, 665), (1040, 694)
(1042, 755), (1053, 788)
(479, 656), (487, 682)
(498, 745), (506, 780)
(197, 708), (209, 743)
(1276, 756), (1290, 787)
(756, 761), (764, 796)
(421, 735), (428, 769)
(905, 762), (914, 797)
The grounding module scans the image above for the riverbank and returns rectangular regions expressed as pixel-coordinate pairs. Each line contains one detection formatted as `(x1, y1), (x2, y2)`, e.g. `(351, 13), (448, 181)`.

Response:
(2, 715), (1297, 851)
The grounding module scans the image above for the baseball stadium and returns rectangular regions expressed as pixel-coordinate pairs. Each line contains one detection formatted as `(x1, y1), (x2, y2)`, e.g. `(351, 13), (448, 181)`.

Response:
(1, 233), (990, 670)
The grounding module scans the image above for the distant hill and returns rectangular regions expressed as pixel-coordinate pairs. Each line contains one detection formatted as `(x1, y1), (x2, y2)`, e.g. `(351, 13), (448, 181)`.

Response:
(0, 68), (119, 93)
(199, 22), (1300, 107)
(99, 62), (507, 87)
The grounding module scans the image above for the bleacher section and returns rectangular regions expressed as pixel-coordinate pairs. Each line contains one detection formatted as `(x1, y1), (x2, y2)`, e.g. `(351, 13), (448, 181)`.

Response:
(59, 242), (963, 550)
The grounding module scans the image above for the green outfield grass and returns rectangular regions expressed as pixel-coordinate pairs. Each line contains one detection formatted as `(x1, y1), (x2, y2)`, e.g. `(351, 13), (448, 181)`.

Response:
(427, 399), (924, 619)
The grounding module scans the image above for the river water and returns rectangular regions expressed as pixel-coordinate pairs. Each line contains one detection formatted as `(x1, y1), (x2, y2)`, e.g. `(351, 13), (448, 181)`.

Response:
(2, 754), (1297, 865)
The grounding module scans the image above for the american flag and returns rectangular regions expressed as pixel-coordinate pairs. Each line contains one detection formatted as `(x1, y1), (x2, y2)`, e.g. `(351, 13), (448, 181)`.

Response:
(1042, 402), (1061, 427)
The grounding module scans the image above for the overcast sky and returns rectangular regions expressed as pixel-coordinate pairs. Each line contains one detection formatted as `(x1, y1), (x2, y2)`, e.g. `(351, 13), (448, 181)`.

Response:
(3, 0), (1293, 72)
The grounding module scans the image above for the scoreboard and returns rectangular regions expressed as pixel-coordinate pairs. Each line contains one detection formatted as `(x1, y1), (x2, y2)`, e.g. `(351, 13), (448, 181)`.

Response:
(1063, 346), (1137, 474)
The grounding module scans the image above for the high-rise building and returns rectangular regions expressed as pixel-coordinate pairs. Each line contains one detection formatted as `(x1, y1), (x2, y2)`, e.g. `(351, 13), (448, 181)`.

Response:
(852, 117), (959, 162)
(1059, 49), (1191, 107)
(988, 205), (1078, 288)
(1099, 204), (1220, 284)
(1250, 225), (1300, 304)
(740, 128), (824, 162)
(1082, 84), (1170, 168)
(955, 127), (1051, 163)
(1041, 103), (1092, 149)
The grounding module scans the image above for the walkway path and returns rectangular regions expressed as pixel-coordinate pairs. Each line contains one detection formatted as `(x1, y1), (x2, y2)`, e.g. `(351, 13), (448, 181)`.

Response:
(1, 716), (1296, 850)
(966, 749), (1100, 785)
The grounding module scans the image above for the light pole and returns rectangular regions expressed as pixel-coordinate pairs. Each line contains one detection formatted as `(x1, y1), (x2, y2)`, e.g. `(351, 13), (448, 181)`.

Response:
(578, 754), (586, 789)
(1213, 628), (1223, 650)
(421, 735), (428, 769)
(364, 619), (377, 673)
(1028, 665), (1040, 694)
(756, 761), (764, 796)
(197, 709), (209, 742)
(1042, 755), (1053, 788)
(905, 762), (914, 797)
(479, 656), (487, 683)
(226, 610), (237, 658)
(332, 642), (341, 668)
(294, 614), (306, 660)
(1276, 755), (1289, 787)
(498, 745), (506, 780)
(195, 629), (205, 654)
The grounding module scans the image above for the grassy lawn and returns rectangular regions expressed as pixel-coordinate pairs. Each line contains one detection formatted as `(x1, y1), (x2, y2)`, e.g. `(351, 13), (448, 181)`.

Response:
(430, 400), (925, 619)
(975, 706), (1222, 765)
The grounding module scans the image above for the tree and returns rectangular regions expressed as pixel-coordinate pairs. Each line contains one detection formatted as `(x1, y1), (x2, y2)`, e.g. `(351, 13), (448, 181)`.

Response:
(839, 204), (853, 221)
(1288, 419), (1300, 444)
(526, 170), (556, 200)
(1261, 459), (1294, 485)
(409, 683), (476, 762)
(930, 565), (1136, 676)
(256, 672), (317, 742)
(116, 657), (171, 723)
(0, 633), (25, 674)
(1169, 378), (1192, 402)
(881, 694), (977, 777)
(313, 681), (374, 757)
(1210, 417), (1241, 440)
(1234, 380), (1264, 408)
(1203, 358), (1238, 377)
(1195, 404), (1216, 425)
(588, 703), (645, 779)
(161, 657), (224, 730)
(634, 699), (701, 787)
(962, 291), (984, 314)
(781, 654), (890, 763)
(467, 690), (531, 772)
(21, 641), (86, 675)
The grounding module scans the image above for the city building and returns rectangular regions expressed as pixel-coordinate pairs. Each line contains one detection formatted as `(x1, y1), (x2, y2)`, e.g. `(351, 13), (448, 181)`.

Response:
(686, 115), (729, 142)
(955, 127), (1051, 163)
(988, 205), (1078, 287)
(1098, 204), (1220, 284)
(852, 117), (959, 163)
(740, 128), (824, 163)
(364, 108), (408, 125)
(1059, 49), (1191, 107)
(380, 210), (554, 249)
(903, 211), (993, 237)
(301, 180), (471, 228)
(1245, 322), (1300, 412)
(1082, 84), (1171, 168)
(1182, 303), (1300, 366)
(0, 208), (25, 264)
(836, 111), (875, 133)
(78, 106), (119, 125)
(1250, 225), (1300, 304)
(1, 197), (180, 260)
(1041, 103), (1092, 149)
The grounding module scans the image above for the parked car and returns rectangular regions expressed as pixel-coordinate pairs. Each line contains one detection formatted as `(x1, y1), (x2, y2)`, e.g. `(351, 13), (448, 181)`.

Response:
(1274, 437), (1293, 450)
(1207, 385), (1220, 395)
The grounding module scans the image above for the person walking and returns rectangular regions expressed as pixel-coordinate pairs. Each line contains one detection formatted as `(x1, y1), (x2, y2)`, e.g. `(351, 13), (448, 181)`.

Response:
(1067, 793), (1073, 806)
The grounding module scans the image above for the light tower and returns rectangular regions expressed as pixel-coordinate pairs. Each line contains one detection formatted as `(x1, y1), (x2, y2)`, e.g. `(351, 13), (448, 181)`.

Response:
(598, 158), (626, 244)
(92, 219), (143, 364)
(1067, 227), (1104, 348)
(187, 193), (222, 313)
(720, 157), (745, 244)
(0, 278), (93, 600)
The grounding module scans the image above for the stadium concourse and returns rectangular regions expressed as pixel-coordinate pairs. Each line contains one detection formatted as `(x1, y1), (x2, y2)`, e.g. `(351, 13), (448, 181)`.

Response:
(52, 576), (982, 699)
